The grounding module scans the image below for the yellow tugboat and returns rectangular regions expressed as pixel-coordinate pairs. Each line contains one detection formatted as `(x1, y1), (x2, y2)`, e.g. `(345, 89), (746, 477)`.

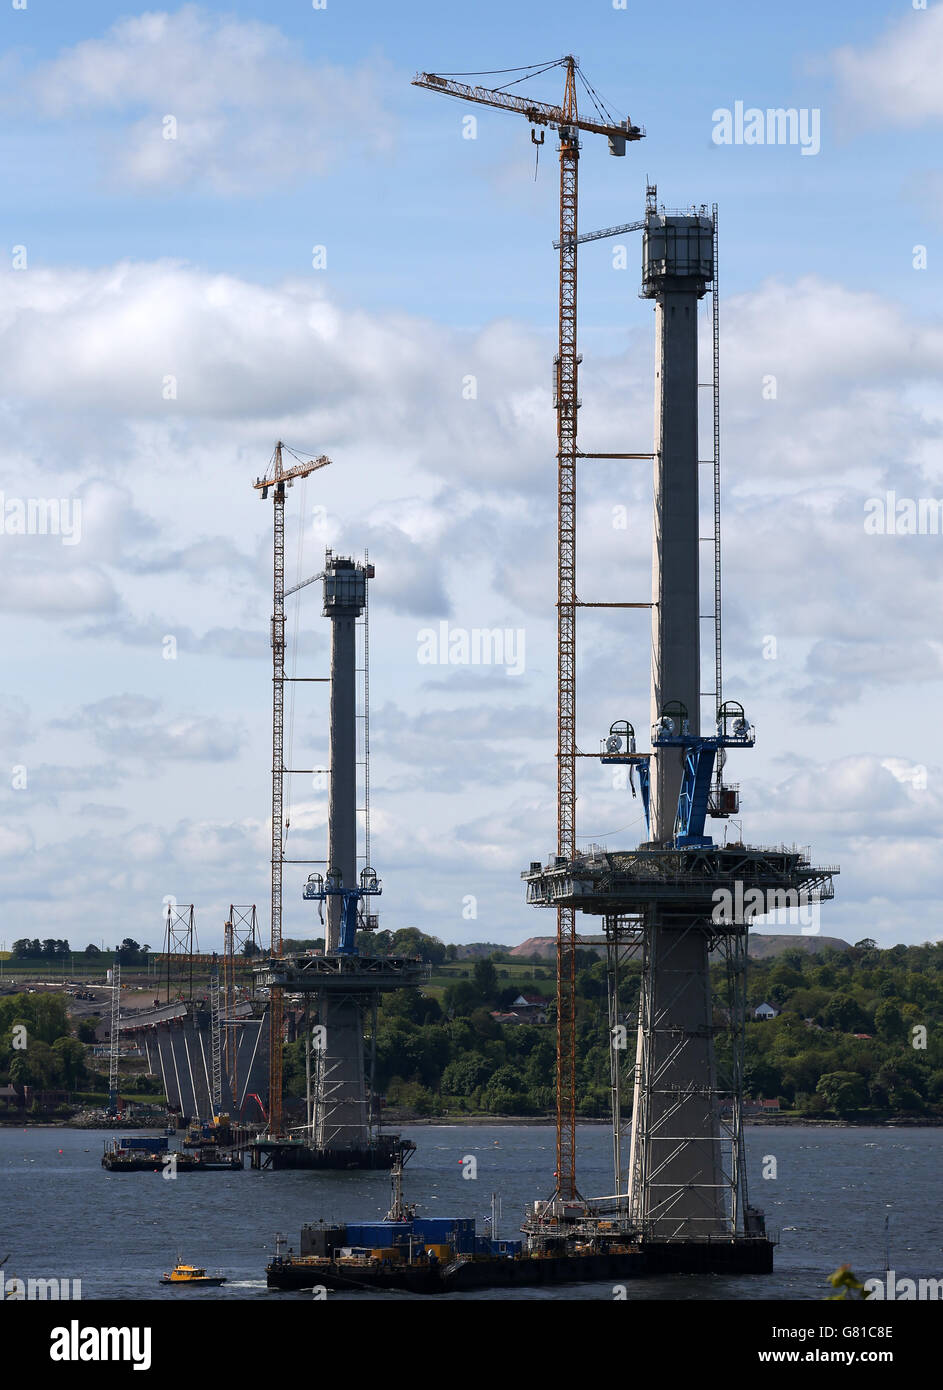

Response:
(160, 1260), (227, 1287)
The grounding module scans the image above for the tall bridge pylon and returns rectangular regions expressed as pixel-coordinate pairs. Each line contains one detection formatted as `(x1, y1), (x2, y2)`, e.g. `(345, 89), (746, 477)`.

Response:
(523, 197), (838, 1254)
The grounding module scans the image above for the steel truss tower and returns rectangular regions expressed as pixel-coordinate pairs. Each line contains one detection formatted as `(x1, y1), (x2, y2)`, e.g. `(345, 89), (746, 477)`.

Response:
(209, 954), (222, 1118)
(163, 904), (196, 1003)
(554, 62), (580, 1205)
(107, 961), (121, 1115)
(223, 904), (259, 1113)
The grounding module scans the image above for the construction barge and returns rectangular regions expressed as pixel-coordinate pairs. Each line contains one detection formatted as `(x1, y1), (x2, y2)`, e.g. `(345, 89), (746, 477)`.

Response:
(247, 1134), (412, 1171)
(102, 1136), (243, 1172)
(267, 1217), (773, 1295)
(268, 1240), (648, 1294)
(265, 1161), (773, 1294)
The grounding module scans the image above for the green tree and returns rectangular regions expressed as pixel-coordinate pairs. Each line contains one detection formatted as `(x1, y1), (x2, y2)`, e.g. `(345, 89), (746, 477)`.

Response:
(441, 1054), (492, 1095)
(8, 1054), (30, 1102)
(816, 1071), (867, 1115)
(444, 981), (479, 1016)
(823, 993), (867, 1033)
(52, 1037), (87, 1087)
(473, 958), (499, 1001)
(873, 1000), (906, 1040)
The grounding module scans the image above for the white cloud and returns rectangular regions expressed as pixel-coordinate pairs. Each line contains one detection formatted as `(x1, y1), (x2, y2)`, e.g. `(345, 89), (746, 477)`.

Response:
(59, 694), (245, 762)
(24, 4), (394, 193)
(832, 7), (943, 128)
(0, 825), (33, 858)
(3, 252), (943, 941)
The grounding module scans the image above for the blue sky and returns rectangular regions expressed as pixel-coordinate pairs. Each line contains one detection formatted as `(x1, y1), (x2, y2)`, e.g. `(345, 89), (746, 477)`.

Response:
(1, 0), (943, 952)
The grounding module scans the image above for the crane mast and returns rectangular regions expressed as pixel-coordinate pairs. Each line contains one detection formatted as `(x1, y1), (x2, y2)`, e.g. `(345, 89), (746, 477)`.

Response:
(253, 442), (331, 1135)
(556, 57), (580, 1203)
(414, 58), (643, 1201)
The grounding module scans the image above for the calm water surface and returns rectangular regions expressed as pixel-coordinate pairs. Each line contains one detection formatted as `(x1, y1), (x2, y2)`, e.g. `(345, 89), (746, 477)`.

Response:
(2, 1124), (940, 1300)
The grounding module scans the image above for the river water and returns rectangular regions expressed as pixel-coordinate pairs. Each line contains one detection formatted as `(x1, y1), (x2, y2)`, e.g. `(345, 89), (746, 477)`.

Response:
(2, 1124), (940, 1300)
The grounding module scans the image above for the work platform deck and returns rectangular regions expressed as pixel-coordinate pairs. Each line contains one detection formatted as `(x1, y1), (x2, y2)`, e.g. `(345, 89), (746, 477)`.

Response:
(523, 842), (837, 917)
(254, 953), (427, 993)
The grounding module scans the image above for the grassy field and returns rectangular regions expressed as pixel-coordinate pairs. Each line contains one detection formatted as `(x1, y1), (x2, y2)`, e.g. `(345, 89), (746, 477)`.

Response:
(0, 956), (255, 989)
(422, 960), (555, 1002)
(0, 954), (549, 1001)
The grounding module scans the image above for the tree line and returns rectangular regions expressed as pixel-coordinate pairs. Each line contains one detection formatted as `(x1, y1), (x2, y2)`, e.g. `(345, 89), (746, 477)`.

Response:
(10, 938), (152, 964)
(283, 937), (943, 1119)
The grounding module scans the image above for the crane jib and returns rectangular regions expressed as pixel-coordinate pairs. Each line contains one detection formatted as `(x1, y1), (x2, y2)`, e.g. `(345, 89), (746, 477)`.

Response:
(412, 73), (643, 145)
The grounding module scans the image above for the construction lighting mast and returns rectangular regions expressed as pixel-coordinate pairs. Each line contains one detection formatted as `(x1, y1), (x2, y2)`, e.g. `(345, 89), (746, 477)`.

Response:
(253, 442), (331, 1135)
(414, 57), (643, 1200)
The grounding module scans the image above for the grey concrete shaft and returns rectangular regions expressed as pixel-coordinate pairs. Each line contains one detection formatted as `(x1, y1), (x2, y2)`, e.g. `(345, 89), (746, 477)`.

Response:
(327, 610), (358, 953)
(319, 557), (371, 1151)
(627, 923), (726, 1237)
(314, 993), (369, 1150)
(649, 285), (702, 842)
(631, 249), (727, 1236)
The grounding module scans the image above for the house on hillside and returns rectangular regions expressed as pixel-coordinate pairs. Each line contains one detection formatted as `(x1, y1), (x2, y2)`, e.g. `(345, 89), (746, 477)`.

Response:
(754, 1002), (779, 1020)
(490, 994), (549, 1026)
(509, 994), (548, 1023)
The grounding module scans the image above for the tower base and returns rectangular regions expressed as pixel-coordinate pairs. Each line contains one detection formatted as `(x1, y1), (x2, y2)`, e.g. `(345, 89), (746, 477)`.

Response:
(640, 1236), (774, 1275)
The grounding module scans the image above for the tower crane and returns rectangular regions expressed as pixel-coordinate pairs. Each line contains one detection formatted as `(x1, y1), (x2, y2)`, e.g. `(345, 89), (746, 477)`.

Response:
(413, 58), (644, 1200)
(253, 442), (331, 1135)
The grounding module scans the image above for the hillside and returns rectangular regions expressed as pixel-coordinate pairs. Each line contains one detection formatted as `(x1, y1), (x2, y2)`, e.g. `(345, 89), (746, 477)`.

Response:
(509, 933), (852, 962)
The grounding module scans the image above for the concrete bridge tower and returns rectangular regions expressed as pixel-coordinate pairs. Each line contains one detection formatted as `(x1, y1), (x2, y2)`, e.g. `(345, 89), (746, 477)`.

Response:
(523, 196), (836, 1264)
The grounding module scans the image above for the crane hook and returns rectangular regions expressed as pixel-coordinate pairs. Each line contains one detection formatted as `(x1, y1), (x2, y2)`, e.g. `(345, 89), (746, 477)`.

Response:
(531, 127), (544, 179)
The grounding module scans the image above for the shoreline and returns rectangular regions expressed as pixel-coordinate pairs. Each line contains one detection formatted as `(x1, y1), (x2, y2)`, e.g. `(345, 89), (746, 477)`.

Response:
(3, 1113), (941, 1130)
(392, 1114), (943, 1128)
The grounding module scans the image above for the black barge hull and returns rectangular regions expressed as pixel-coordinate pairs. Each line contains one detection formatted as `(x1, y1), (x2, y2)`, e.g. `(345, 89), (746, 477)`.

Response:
(266, 1238), (773, 1293)
(248, 1138), (406, 1171)
(102, 1155), (243, 1172)
(267, 1248), (646, 1294)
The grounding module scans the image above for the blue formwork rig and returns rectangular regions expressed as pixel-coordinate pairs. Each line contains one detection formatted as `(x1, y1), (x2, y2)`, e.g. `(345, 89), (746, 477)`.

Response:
(521, 195), (838, 1270)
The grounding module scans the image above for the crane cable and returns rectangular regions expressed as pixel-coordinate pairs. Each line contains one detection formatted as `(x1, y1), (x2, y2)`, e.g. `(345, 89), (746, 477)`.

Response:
(573, 65), (623, 128)
(424, 60), (629, 128)
(430, 60), (565, 98)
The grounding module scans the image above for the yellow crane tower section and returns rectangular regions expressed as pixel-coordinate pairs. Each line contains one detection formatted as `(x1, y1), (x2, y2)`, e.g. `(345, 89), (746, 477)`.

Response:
(253, 442), (331, 1136)
(413, 58), (644, 1201)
